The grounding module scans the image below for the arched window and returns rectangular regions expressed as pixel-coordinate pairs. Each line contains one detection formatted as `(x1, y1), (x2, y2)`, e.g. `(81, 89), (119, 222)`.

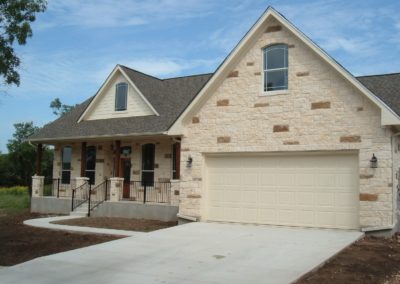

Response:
(263, 44), (288, 92)
(115, 82), (128, 111)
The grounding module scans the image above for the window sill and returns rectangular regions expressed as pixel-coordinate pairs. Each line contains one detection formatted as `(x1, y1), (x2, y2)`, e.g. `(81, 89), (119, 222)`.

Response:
(259, 90), (289, 97)
(113, 110), (128, 114)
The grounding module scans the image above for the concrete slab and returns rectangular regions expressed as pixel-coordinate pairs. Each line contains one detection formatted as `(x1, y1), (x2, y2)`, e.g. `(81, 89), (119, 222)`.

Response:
(24, 216), (144, 237)
(0, 222), (363, 284)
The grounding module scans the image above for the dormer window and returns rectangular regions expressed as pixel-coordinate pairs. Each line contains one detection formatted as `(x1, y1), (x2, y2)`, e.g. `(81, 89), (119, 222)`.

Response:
(115, 82), (128, 111)
(263, 44), (288, 92)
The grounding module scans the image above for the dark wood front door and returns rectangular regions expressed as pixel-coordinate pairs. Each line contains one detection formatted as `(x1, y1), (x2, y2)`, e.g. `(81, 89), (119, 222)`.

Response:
(121, 158), (131, 198)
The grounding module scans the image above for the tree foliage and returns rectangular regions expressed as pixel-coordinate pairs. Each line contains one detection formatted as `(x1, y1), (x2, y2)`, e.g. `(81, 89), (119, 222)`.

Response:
(50, 98), (77, 116)
(0, 0), (47, 86)
(0, 122), (53, 188)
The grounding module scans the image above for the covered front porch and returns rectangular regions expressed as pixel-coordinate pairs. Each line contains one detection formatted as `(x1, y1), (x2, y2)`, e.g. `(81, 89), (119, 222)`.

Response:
(31, 135), (181, 220)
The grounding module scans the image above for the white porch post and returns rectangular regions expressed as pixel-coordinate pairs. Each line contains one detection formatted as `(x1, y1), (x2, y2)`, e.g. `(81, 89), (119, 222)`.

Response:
(32, 175), (44, 197)
(110, 177), (124, 202)
(170, 180), (180, 206)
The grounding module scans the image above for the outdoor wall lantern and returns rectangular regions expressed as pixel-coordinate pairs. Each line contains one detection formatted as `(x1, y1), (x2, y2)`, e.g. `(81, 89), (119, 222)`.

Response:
(370, 154), (378, 168)
(186, 156), (193, 168)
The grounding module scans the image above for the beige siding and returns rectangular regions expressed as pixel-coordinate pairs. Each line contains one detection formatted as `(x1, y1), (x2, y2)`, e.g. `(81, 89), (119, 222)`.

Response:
(178, 18), (396, 229)
(85, 73), (154, 120)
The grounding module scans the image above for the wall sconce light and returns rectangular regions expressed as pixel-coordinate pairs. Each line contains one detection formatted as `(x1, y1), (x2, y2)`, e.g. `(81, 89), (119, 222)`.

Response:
(186, 156), (193, 168)
(370, 154), (378, 168)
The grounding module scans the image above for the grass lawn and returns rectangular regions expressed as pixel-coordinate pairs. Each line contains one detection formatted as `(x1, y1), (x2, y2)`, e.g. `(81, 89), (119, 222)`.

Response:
(0, 186), (30, 215)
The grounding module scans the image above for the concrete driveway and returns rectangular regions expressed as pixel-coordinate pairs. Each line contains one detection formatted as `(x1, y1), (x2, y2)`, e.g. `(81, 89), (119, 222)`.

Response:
(0, 222), (362, 284)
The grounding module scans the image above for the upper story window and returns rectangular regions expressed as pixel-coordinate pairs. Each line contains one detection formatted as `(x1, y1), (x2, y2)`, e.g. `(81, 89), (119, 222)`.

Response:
(263, 44), (288, 92)
(115, 82), (128, 111)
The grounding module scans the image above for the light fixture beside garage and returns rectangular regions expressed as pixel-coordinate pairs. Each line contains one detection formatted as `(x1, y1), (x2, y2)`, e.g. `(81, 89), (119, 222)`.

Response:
(186, 156), (193, 168)
(370, 154), (378, 168)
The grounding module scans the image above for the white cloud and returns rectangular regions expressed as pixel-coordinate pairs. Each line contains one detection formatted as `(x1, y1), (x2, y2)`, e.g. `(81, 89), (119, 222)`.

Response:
(40, 0), (216, 29)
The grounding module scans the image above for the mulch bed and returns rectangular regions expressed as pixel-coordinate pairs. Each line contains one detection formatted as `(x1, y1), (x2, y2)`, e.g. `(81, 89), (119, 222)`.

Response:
(52, 217), (177, 232)
(0, 211), (121, 266)
(296, 234), (400, 284)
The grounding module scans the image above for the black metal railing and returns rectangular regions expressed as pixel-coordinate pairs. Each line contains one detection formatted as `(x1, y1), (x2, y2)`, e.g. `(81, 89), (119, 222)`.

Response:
(88, 179), (110, 216)
(71, 181), (89, 211)
(127, 181), (171, 204)
(43, 178), (76, 197)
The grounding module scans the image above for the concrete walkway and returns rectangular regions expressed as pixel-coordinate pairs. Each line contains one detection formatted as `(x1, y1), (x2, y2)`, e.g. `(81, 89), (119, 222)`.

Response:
(0, 222), (363, 284)
(24, 216), (143, 237)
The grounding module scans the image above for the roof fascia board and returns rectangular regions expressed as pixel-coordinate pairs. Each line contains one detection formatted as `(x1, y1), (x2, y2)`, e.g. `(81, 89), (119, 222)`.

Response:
(169, 7), (400, 131)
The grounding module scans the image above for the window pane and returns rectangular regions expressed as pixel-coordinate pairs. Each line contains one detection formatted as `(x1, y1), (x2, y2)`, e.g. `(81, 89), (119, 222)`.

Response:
(61, 171), (71, 184)
(115, 83), (127, 111)
(86, 146), (96, 171)
(265, 69), (288, 91)
(85, 171), (95, 185)
(265, 46), (287, 70)
(62, 147), (72, 170)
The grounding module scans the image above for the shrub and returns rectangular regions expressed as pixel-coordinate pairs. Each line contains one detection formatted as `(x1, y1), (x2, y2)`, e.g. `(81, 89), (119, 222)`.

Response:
(0, 186), (29, 196)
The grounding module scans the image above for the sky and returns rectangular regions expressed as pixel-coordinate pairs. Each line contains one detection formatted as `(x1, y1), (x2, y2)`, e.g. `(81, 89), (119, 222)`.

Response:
(0, 0), (400, 152)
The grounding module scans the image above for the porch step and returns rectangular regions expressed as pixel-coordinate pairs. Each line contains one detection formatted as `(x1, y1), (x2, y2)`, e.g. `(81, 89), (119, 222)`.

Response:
(70, 202), (89, 217)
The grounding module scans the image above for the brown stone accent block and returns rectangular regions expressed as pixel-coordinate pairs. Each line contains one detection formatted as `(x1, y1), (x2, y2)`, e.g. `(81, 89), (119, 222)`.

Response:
(360, 193), (378, 201)
(254, 72), (261, 76)
(164, 153), (172, 158)
(340, 135), (361, 143)
(217, 99), (229, 106)
(227, 70), (239, 78)
(187, 193), (201, 199)
(193, 177), (202, 181)
(273, 125), (289, 132)
(296, 71), (310, 77)
(254, 103), (269, 108)
(181, 148), (190, 152)
(288, 44), (295, 48)
(132, 170), (140, 175)
(95, 159), (104, 163)
(357, 107), (364, 111)
(154, 164), (159, 169)
(265, 25), (282, 33)
(217, 136), (231, 143)
(246, 62), (254, 66)
(192, 117), (200, 124)
(360, 174), (373, 179)
(174, 190), (180, 196)
(283, 140), (299, 145)
(311, 101), (331, 110)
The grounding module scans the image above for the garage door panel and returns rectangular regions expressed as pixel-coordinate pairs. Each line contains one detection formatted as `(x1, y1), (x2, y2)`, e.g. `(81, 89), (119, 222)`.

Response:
(206, 153), (359, 229)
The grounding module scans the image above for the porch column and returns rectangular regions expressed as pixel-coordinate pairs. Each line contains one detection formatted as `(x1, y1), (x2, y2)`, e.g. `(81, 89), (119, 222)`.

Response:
(80, 142), (87, 177)
(115, 140), (121, 177)
(32, 175), (44, 197)
(35, 143), (43, 175)
(109, 177), (124, 202)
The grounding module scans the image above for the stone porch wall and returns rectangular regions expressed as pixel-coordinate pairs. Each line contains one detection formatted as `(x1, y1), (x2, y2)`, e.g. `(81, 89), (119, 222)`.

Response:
(178, 19), (397, 229)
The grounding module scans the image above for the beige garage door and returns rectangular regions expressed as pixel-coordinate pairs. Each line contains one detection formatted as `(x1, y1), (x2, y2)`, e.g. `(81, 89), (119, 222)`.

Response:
(206, 153), (359, 229)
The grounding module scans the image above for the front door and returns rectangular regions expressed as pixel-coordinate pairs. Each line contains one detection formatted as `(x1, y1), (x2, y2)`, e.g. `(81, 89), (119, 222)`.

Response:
(141, 144), (155, 186)
(121, 158), (131, 198)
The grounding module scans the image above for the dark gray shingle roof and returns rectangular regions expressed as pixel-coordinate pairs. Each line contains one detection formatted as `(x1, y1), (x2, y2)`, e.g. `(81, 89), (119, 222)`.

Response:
(29, 66), (212, 141)
(29, 68), (400, 142)
(356, 73), (400, 116)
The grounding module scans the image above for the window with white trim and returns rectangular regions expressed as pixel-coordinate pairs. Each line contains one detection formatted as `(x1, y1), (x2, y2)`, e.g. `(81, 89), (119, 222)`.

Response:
(115, 82), (128, 111)
(263, 44), (288, 92)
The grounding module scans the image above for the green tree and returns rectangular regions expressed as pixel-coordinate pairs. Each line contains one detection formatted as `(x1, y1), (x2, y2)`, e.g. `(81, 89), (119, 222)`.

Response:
(0, 0), (47, 86)
(50, 98), (77, 116)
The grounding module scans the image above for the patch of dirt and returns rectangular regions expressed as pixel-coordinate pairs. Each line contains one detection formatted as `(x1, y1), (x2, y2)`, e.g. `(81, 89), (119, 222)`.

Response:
(296, 234), (400, 284)
(0, 211), (120, 266)
(53, 217), (177, 232)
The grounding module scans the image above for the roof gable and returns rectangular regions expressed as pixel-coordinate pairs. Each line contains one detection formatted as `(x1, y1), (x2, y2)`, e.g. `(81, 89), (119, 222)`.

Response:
(168, 7), (400, 133)
(79, 65), (159, 122)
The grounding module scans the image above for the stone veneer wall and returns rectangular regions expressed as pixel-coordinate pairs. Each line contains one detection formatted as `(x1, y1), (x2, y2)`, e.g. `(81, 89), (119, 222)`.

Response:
(178, 19), (398, 229)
